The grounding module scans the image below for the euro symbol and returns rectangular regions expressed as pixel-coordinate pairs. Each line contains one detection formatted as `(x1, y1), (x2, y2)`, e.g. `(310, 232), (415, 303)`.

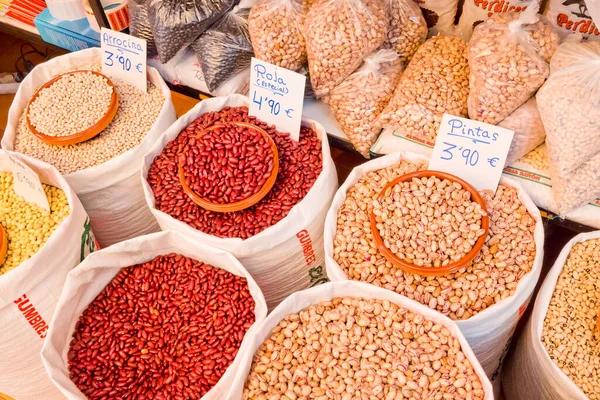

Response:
(488, 157), (499, 168)
(136, 63), (143, 73)
(285, 109), (293, 118)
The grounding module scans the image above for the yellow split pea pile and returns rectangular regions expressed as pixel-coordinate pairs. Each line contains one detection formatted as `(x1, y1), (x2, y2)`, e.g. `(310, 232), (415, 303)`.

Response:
(0, 172), (70, 275)
(333, 161), (537, 320)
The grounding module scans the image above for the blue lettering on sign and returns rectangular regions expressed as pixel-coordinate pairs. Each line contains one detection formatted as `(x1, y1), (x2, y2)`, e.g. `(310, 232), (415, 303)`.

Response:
(253, 64), (289, 96)
(102, 32), (143, 55)
(447, 118), (499, 144)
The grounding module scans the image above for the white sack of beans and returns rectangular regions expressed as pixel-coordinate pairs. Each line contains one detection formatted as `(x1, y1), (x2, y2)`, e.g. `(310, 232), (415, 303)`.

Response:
(544, 0), (600, 42)
(229, 280), (493, 399)
(323, 151), (544, 397)
(2, 48), (177, 248)
(0, 150), (94, 400)
(503, 231), (600, 400)
(141, 94), (337, 310)
(457, 0), (540, 39)
(414, 0), (459, 36)
(41, 230), (267, 400)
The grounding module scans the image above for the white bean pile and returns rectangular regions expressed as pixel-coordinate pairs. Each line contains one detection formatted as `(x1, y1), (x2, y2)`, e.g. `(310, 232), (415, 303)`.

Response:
(542, 238), (600, 399)
(373, 176), (486, 268)
(28, 72), (113, 137)
(243, 297), (486, 400)
(15, 65), (164, 174)
(333, 161), (537, 320)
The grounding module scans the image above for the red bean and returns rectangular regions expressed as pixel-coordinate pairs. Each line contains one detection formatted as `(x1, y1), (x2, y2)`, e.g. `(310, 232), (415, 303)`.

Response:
(67, 254), (255, 399)
(147, 106), (323, 239)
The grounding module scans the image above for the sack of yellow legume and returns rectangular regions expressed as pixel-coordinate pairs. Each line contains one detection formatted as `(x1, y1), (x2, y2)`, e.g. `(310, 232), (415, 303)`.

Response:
(504, 231), (600, 400)
(2, 48), (177, 248)
(0, 150), (93, 400)
(323, 151), (544, 398)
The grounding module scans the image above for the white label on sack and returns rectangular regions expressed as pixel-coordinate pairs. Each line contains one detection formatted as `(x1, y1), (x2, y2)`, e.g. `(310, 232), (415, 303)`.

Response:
(429, 114), (514, 192)
(5, 155), (50, 212)
(249, 58), (306, 141)
(101, 28), (147, 93)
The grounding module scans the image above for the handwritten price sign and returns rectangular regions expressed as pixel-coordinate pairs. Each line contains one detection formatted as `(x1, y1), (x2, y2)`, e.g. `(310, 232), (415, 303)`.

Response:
(249, 58), (306, 141)
(429, 114), (514, 192)
(101, 28), (147, 93)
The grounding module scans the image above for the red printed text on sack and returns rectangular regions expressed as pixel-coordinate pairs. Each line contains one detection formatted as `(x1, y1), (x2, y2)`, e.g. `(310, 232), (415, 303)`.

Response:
(556, 12), (600, 36)
(474, 0), (528, 17)
(296, 229), (316, 266)
(13, 294), (48, 339)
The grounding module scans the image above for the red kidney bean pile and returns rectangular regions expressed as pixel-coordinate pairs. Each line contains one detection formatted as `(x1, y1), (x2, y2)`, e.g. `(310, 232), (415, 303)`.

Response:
(179, 122), (275, 204)
(67, 254), (255, 400)
(148, 106), (323, 239)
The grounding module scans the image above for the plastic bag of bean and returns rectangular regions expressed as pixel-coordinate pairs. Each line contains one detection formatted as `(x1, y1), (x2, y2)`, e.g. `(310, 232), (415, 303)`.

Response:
(504, 231), (600, 400)
(129, 0), (158, 57)
(229, 280), (493, 399)
(41, 230), (267, 400)
(142, 94), (337, 310)
(248, 0), (308, 71)
(499, 97), (546, 166)
(0, 150), (94, 400)
(305, 0), (389, 97)
(148, 0), (235, 63)
(377, 35), (470, 143)
(325, 49), (403, 158)
(538, 41), (600, 178)
(192, 6), (253, 92)
(467, 7), (560, 125)
(382, 0), (428, 64)
(2, 48), (177, 248)
(323, 151), (545, 397)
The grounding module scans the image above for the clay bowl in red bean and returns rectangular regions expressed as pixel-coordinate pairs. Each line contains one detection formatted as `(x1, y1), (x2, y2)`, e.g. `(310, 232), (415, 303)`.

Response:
(67, 253), (256, 399)
(147, 106), (323, 239)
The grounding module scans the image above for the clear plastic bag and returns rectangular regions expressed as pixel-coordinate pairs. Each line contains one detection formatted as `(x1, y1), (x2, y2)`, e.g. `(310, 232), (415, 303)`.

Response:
(467, 7), (560, 125)
(148, 0), (235, 63)
(377, 35), (470, 142)
(538, 41), (600, 178)
(551, 151), (600, 218)
(192, 6), (253, 92)
(325, 49), (403, 158)
(248, 0), (308, 71)
(305, 0), (389, 97)
(382, 0), (427, 64)
(499, 97), (546, 166)
(129, 0), (158, 57)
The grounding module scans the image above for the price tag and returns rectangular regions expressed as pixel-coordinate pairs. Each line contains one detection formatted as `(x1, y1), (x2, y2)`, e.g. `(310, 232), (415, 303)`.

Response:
(101, 28), (147, 93)
(4, 155), (50, 212)
(428, 114), (514, 192)
(249, 58), (306, 141)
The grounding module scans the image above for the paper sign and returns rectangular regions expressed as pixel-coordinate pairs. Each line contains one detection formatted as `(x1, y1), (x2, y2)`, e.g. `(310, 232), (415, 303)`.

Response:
(249, 58), (306, 141)
(428, 114), (514, 192)
(101, 28), (147, 93)
(6, 155), (50, 212)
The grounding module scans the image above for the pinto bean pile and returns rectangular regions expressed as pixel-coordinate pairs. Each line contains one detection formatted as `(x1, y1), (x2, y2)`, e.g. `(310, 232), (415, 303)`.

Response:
(67, 254), (256, 399)
(148, 107), (322, 239)
(179, 122), (275, 204)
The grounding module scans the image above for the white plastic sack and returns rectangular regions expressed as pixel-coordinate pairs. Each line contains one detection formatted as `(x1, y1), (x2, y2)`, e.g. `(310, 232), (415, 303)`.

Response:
(41, 230), (267, 400)
(503, 231), (600, 400)
(544, 0), (600, 41)
(323, 151), (544, 397)
(0, 150), (94, 400)
(414, 0), (459, 36)
(148, 46), (191, 85)
(2, 48), (177, 248)
(457, 0), (539, 39)
(229, 280), (494, 399)
(141, 94), (337, 310)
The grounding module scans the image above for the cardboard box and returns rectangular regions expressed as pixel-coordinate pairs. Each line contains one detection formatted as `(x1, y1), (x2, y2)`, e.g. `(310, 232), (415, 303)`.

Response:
(34, 8), (100, 51)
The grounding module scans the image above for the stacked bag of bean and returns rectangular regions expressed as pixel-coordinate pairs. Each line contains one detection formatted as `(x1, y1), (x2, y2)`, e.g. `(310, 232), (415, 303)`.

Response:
(2, 48), (177, 247)
(324, 151), (544, 397)
(504, 231), (600, 399)
(0, 150), (92, 400)
(142, 95), (337, 310)
(230, 281), (493, 399)
(382, 0), (428, 65)
(41, 231), (267, 399)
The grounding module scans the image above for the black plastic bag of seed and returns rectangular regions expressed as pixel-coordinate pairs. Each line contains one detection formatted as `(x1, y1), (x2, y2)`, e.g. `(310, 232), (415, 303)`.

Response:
(191, 6), (254, 92)
(148, 0), (235, 63)
(129, 0), (158, 57)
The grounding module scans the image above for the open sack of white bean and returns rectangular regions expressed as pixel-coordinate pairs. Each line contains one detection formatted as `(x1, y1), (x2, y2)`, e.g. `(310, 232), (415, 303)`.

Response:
(41, 230), (267, 400)
(0, 150), (93, 400)
(504, 231), (600, 400)
(2, 48), (177, 247)
(141, 94), (337, 310)
(229, 281), (493, 399)
(324, 151), (544, 397)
